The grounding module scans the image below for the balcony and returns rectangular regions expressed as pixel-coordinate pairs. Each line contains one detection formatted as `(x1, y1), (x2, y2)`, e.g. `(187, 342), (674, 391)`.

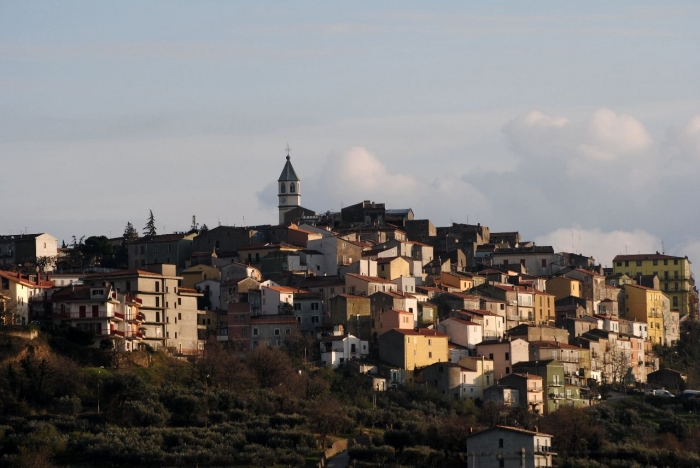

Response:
(111, 329), (125, 337)
(548, 381), (564, 387)
(535, 445), (555, 454)
(56, 309), (115, 320)
(114, 312), (124, 321)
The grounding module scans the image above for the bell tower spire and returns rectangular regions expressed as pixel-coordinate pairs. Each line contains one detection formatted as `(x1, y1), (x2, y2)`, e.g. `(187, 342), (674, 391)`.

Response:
(278, 144), (301, 224)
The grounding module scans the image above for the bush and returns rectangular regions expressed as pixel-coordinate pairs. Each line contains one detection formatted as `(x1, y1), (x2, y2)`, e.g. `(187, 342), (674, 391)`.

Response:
(53, 395), (81, 416)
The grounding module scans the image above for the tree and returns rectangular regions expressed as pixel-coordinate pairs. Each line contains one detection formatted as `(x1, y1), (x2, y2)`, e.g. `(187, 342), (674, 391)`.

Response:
(143, 210), (157, 237)
(200, 224), (209, 232)
(123, 222), (139, 243)
(246, 347), (293, 389)
(81, 236), (115, 267)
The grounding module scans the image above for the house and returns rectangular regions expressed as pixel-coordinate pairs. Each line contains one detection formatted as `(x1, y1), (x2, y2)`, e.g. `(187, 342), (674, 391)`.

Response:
(291, 290), (324, 334)
(220, 276), (260, 306)
(489, 245), (564, 276)
(238, 243), (301, 267)
(181, 264), (221, 289)
(476, 338), (530, 380)
(51, 284), (145, 351)
(341, 200), (386, 225)
(194, 279), (221, 311)
(376, 256), (411, 281)
(498, 373), (544, 414)
(320, 334), (369, 369)
(0, 233), (58, 271)
(128, 233), (196, 271)
(440, 271), (474, 291)
(454, 309), (505, 340)
(370, 290), (418, 337)
(546, 276), (582, 301)
(483, 385), (520, 407)
(529, 341), (590, 386)
(328, 294), (371, 341)
(457, 356), (496, 400)
(345, 273), (397, 296)
(612, 253), (697, 316)
(438, 317), (483, 350)
(307, 235), (364, 276)
(250, 315), (299, 349)
(220, 262), (262, 282)
(84, 265), (204, 354)
(512, 359), (566, 414)
(377, 328), (449, 373)
(623, 284), (666, 345)
(192, 226), (263, 255)
(564, 268), (607, 310)
(466, 425), (555, 468)
(507, 323), (569, 344)
(377, 309), (415, 336)
(0, 270), (53, 325)
(647, 368), (687, 393)
(222, 302), (250, 350)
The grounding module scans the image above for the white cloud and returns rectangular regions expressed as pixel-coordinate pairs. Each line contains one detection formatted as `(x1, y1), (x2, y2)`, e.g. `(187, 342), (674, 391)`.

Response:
(666, 115), (700, 161)
(534, 227), (662, 267)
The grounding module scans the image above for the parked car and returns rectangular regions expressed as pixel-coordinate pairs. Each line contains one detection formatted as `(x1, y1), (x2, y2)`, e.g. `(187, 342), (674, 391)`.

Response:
(653, 389), (675, 398)
(679, 390), (700, 399)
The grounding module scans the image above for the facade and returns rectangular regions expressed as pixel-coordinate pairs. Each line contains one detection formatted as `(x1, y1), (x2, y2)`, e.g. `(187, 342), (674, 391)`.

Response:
(613, 253), (697, 316)
(439, 317), (483, 350)
(0, 233), (58, 270)
(320, 334), (369, 368)
(498, 373), (545, 414)
(378, 328), (449, 371)
(328, 294), (371, 340)
(0, 270), (53, 324)
(250, 315), (299, 348)
(128, 233), (196, 271)
(52, 284), (144, 351)
(466, 426), (555, 468)
(623, 284), (666, 345)
(85, 265), (204, 354)
(476, 338), (530, 380)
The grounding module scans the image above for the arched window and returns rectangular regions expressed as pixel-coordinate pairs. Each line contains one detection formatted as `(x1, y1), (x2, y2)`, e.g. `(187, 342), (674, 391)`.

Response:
(290, 183), (295, 193)
(280, 183), (286, 193)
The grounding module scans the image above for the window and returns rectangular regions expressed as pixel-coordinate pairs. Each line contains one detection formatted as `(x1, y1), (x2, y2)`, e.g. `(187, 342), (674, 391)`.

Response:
(92, 305), (99, 317)
(311, 303), (319, 310)
(274, 328), (280, 336)
(505, 366), (510, 374)
(175, 332), (178, 339)
(253, 328), (258, 336)
(541, 259), (547, 268)
(286, 328), (291, 335)
(636, 260), (642, 266)
(280, 183), (286, 193)
(428, 352), (432, 359)
(155, 282), (160, 292)
(653, 259), (658, 266)
(156, 312), (160, 322)
(312, 316), (320, 324)
(489, 353), (493, 359)
(674, 271), (679, 279)
(155, 297), (160, 307)
(674, 259), (679, 265)
(625, 261), (629, 267)
(617, 261), (622, 266)
(499, 438), (504, 448)
(79, 305), (86, 318)
(290, 183), (295, 193)
(664, 259), (668, 265)
(505, 352), (510, 360)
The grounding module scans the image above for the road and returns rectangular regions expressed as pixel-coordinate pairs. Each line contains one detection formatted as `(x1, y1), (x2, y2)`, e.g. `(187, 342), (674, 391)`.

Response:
(325, 451), (349, 468)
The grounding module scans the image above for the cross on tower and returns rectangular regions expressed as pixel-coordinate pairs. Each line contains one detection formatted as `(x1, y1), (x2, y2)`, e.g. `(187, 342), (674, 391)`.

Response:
(285, 143), (291, 158)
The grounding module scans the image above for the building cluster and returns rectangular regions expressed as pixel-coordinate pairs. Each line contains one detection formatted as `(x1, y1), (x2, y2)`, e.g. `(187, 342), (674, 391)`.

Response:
(1, 153), (698, 418)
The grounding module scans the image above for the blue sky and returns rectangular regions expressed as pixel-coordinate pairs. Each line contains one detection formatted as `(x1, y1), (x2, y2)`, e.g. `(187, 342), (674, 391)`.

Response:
(2, 2), (700, 265)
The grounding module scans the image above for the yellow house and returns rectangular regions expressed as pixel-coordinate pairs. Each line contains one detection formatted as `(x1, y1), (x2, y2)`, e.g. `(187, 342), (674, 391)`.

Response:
(546, 276), (582, 301)
(440, 271), (474, 291)
(533, 289), (556, 324)
(624, 284), (665, 345)
(378, 328), (449, 371)
(377, 257), (411, 281)
(613, 254), (696, 316)
(180, 264), (221, 289)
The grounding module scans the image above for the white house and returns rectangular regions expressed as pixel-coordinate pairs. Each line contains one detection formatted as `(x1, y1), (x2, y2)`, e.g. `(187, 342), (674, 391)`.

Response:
(320, 334), (369, 369)
(439, 317), (483, 350)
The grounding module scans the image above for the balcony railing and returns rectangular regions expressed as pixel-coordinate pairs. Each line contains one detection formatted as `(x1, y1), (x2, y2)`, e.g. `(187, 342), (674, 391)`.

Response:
(111, 329), (125, 337)
(535, 445), (555, 454)
(56, 310), (115, 320)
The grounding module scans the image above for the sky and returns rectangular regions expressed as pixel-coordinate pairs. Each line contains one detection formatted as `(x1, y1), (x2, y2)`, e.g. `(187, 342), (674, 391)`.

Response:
(1, 1), (700, 267)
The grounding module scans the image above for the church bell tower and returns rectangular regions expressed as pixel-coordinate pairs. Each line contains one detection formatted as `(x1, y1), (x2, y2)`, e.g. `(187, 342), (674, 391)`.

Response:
(278, 145), (301, 225)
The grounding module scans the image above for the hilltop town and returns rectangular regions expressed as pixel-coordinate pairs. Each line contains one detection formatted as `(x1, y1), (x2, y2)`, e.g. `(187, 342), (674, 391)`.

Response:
(1, 153), (699, 467)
